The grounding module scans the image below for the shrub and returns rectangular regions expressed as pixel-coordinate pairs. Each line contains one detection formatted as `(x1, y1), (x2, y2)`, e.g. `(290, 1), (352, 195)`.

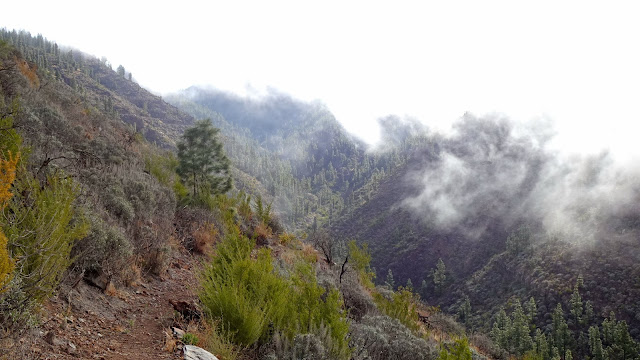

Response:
(197, 319), (241, 360)
(199, 231), (290, 346)
(339, 271), (376, 321)
(373, 287), (420, 332)
(348, 240), (375, 289)
(0, 151), (19, 293)
(438, 337), (473, 360)
(193, 223), (218, 254)
(3, 169), (88, 304)
(182, 333), (199, 345)
(72, 215), (132, 276)
(279, 232), (296, 247)
(350, 315), (438, 360)
(199, 230), (350, 358)
(264, 331), (329, 360)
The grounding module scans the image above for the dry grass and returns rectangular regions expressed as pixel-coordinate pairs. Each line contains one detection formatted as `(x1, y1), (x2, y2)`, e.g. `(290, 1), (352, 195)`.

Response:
(253, 222), (272, 246)
(193, 224), (218, 254)
(193, 320), (241, 360)
(163, 329), (177, 352)
(123, 262), (142, 287)
(301, 243), (318, 264)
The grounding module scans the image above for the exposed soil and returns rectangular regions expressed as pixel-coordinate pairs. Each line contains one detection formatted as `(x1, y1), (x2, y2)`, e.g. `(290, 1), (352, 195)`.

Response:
(12, 247), (200, 360)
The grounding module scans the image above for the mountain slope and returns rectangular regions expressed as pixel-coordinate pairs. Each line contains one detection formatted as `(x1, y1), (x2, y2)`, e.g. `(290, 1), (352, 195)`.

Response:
(332, 114), (640, 344)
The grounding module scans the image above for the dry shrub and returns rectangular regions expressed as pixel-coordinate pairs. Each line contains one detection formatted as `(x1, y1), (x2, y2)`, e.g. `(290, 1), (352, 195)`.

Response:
(145, 246), (170, 276)
(193, 224), (218, 254)
(15, 58), (39, 88)
(301, 243), (318, 264)
(195, 320), (241, 360)
(104, 281), (117, 297)
(163, 329), (177, 352)
(253, 222), (272, 246)
(123, 262), (142, 287)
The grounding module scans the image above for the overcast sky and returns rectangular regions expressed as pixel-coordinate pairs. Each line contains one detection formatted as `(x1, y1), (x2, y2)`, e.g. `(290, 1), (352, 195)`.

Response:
(3, 1), (640, 158)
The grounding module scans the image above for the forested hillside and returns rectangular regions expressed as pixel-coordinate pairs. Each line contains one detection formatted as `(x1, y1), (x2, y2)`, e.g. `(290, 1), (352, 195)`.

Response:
(332, 114), (640, 359)
(1, 28), (639, 360)
(166, 89), (427, 229)
(0, 29), (490, 360)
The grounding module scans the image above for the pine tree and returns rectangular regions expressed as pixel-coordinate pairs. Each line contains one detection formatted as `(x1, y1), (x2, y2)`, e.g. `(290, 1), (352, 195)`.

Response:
(385, 268), (395, 289)
(433, 258), (446, 293)
(570, 283), (583, 325)
(177, 119), (232, 197)
(458, 295), (472, 325)
(405, 278), (413, 291)
(552, 304), (570, 359)
(588, 326), (605, 360)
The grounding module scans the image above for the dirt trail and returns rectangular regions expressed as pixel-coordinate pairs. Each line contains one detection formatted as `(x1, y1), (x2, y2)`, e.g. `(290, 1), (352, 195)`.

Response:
(26, 248), (199, 360)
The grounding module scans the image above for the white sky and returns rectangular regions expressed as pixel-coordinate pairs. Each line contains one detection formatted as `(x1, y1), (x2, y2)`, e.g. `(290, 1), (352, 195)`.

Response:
(3, 1), (640, 158)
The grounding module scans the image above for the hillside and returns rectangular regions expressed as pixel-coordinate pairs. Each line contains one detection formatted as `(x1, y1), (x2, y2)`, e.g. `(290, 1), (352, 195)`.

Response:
(2, 28), (639, 360)
(332, 114), (640, 358)
(166, 88), (419, 229)
(0, 30), (494, 360)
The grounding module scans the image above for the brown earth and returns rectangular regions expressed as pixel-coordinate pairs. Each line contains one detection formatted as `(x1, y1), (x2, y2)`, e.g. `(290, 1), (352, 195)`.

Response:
(11, 247), (200, 360)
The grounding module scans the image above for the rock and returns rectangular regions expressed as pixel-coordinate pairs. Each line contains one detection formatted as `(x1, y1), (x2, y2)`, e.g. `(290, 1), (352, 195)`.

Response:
(84, 272), (109, 290)
(66, 341), (77, 354)
(183, 345), (219, 360)
(169, 300), (201, 321)
(172, 326), (186, 339)
(44, 331), (65, 347)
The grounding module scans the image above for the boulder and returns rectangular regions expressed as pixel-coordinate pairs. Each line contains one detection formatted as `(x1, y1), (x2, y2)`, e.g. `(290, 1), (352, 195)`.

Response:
(183, 345), (219, 360)
(172, 326), (186, 339)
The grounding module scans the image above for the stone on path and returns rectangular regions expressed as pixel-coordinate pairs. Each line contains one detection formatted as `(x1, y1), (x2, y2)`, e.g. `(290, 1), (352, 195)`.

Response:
(183, 345), (219, 360)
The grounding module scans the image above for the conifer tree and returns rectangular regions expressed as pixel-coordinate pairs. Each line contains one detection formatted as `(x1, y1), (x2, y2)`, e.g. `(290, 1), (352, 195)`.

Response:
(433, 258), (446, 293)
(385, 268), (395, 289)
(177, 119), (232, 197)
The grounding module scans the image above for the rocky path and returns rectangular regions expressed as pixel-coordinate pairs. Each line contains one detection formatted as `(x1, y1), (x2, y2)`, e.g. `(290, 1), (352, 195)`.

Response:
(25, 250), (199, 360)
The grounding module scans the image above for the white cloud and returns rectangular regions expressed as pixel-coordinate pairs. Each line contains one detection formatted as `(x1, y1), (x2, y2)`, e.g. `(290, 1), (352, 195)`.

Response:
(3, 0), (640, 155)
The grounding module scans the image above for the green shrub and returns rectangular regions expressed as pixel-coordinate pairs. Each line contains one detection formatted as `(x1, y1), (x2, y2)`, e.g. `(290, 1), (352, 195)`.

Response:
(3, 169), (88, 304)
(199, 231), (290, 346)
(182, 333), (199, 345)
(373, 287), (420, 332)
(199, 230), (350, 358)
(348, 240), (375, 289)
(103, 184), (135, 221)
(438, 338), (473, 360)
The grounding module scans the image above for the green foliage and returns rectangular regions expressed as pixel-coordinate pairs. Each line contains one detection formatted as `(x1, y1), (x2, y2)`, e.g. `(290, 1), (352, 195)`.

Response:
(433, 258), (446, 293)
(385, 268), (395, 289)
(3, 169), (88, 304)
(506, 226), (531, 255)
(199, 230), (349, 356)
(373, 287), (419, 332)
(458, 295), (471, 325)
(438, 338), (473, 360)
(551, 303), (570, 358)
(348, 240), (375, 289)
(177, 119), (232, 197)
(199, 231), (285, 346)
(145, 151), (179, 188)
(182, 333), (199, 345)
(491, 300), (534, 357)
(254, 195), (272, 225)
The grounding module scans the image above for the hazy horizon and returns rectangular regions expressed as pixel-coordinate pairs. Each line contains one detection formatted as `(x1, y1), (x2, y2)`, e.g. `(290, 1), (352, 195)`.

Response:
(3, 1), (640, 159)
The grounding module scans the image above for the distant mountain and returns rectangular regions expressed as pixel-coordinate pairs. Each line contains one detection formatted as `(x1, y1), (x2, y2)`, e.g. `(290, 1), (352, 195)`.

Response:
(167, 87), (413, 229)
(332, 114), (640, 344)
